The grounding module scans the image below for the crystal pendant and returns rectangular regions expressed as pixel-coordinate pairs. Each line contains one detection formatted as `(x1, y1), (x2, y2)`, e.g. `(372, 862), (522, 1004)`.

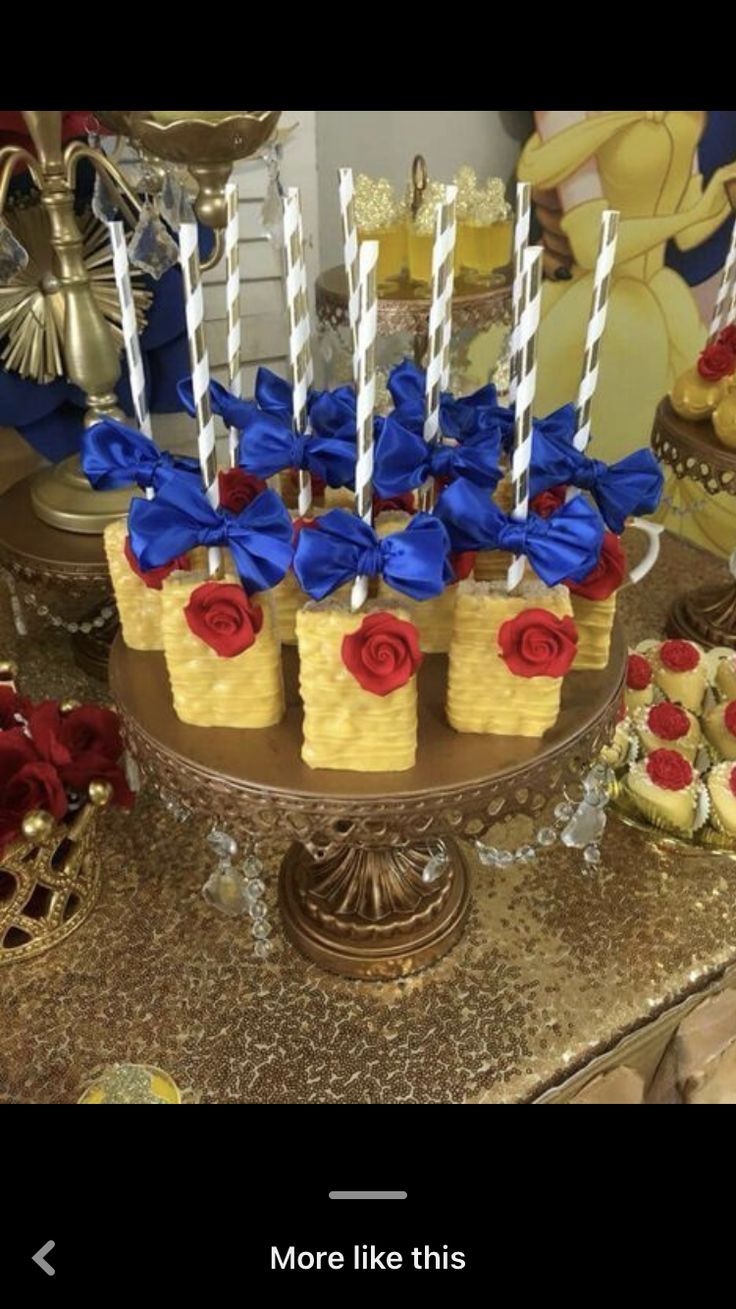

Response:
(207, 828), (238, 858)
(252, 920), (272, 940)
(583, 844), (602, 866)
(202, 862), (251, 918)
(249, 898), (269, 920)
(560, 801), (607, 850)
(244, 877), (266, 902)
(254, 939), (273, 959)
(0, 218), (29, 286)
(128, 203), (179, 279)
(536, 827), (556, 847)
(261, 147), (284, 249)
(160, 171), (183, 228)
(92, 170), (120, 224)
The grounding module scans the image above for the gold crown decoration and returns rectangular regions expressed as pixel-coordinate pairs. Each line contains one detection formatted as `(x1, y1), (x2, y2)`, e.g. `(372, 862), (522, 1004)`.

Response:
(77, 1063), (191, 1104)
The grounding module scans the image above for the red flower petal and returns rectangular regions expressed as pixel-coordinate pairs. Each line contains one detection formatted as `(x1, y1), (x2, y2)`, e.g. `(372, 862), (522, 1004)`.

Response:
(659, 639), (700, 673)
(645, 748), (693, 791)
(647, 701), (690, 741)
(626, 653), (652, 690)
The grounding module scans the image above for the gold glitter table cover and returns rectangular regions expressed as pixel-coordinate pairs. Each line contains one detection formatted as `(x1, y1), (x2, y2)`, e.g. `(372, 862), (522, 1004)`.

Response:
(1, 527), (734, 1105)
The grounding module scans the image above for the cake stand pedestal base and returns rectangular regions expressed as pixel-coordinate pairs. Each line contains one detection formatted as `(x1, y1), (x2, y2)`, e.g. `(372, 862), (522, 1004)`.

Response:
(667, 578), (736, 651)
(278, 837), (471, 980)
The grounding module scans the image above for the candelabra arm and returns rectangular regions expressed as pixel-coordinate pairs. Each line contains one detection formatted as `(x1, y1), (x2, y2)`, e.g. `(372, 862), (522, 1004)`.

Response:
(64, 140), (142, 228)
(201, 227), (225, 272)
(0, 145), (45, 213)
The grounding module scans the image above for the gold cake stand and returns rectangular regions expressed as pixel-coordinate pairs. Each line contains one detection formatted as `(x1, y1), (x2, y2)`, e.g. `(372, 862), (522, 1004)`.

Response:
(110, 624), (626, 980)
(315, 266), (512, 367)
(651, 396), (736, 649)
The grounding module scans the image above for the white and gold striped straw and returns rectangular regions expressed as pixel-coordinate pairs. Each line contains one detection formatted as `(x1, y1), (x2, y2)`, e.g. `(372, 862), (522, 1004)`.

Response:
(350, 239), (379, 612)
(225, 181), (242, 468)
(710, 219), (736, 339)
(572, 208), (619, 452)
(297, 199), (314, 391)
(108, 220), (154, 504)
(338, 166), (361, 383)
(508, 182), (531, 405)
(507, 245), (543, 592)
(283, 187), (313, 518)
(422, 185), (457, 510)
(179, 220), (220, 575)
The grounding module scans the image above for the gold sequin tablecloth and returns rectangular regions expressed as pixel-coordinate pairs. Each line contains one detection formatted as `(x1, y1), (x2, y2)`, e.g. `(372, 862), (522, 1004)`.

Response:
(1, 526), (734, 1104)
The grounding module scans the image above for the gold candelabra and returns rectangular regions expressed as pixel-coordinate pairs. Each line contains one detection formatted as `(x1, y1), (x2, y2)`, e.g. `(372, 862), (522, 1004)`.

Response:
(0, 109), (281, 533)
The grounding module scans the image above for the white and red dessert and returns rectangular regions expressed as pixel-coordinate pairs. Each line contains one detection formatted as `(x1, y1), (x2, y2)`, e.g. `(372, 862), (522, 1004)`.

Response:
(707, 761), (736, 836)
(651, 639), (707, 713)
(633, 700), (701, 763)
(702, 699), (736, 761)
(627, 748), (700, 832)
(624, 651), (655, 716)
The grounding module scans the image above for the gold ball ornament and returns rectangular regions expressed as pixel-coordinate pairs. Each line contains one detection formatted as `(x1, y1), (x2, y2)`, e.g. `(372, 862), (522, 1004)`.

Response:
(0, 660), (18, 681)
(59, 699), (81, 714)
(670, 366), (729, 421)
(713, 391), (736, 449)
(88, 779), (114, 807)
(21, 810), (55, 843)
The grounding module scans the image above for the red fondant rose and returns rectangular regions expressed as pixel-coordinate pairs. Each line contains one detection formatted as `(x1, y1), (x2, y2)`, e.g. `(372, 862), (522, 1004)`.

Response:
(716, 324), (736, 355)
(184, 582), (263, 658)
(724, 701), (736, 738)
(450, 551), (476, 582)
(697, 342), (736, 381)
(341, 612), (423, 696)
(28, 702), (123, 767)
(530, 485), (567, 519)
(566, 531), (626, 601)
(729, 765), (736, 799)
(660, 639), (700, 673)
(218, 468), (267, 514)
(373, 492), (416, 516)
(627, 653), (653, 690)
(498, 608), (578, 679)
(645, 748), (693, 791)
(647, 701), (689, 741)
(124, 537), (190, 591)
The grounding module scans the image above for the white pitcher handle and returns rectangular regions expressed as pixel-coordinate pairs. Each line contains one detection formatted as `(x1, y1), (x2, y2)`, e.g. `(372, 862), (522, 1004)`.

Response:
(626, 518), (663, 585)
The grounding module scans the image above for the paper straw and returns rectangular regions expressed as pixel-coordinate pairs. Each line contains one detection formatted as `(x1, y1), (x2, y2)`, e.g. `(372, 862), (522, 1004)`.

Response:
(108, 220), (153, 503)
(710, 219), (736, 338)
(283, 188), (312, 517)
(508, 182), (531, 405)
(338, 166), (361, 382)
(297, 200), (314, 390)
(439, 188), (457, 393)
(179, 221), (220, 575)
(572, 208), (619, 452)
(507, 246), (543, 592)
(350, 240), (379, 612)
(225, 181), (242, 468)
(420, 185), (457, 513)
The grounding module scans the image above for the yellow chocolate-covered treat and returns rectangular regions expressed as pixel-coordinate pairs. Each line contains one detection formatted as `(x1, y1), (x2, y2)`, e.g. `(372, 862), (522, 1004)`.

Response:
(375, 510), (456, 653)
(447, 578), (574, 737)
(715, 655), (736, 701)
(569, 593), (616, 670)
(707, 761), (736, 835)
(105, 519), (164, 652)
(626, 754), (699, 832)
(633, 702), (701, 762)
(323, 486), (355, 510)
(670, 365), (729, 422)
(473, 478), (514, 582)
(161, 574), (284, 728)
(651, 639), (707, 713)
(702, 700), (736, 761)
(296, 601), (418, 771)
(600, 716), (635, 769)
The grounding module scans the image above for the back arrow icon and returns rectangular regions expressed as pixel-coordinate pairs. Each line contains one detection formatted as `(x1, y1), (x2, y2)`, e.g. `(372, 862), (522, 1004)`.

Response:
(32, 1241), (55, 1276)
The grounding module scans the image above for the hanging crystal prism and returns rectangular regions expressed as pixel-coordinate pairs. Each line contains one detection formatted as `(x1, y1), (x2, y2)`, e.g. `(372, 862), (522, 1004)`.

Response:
(0, 218), (29, 286)
(92, 169), (120, 224)
(560, 800), (607, 850)
(202, 861), (253, 918)
(261, 143), (285, 250)
(128, 202), (179, 279)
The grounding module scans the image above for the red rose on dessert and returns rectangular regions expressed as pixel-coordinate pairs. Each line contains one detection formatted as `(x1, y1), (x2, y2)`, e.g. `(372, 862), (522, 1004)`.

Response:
(341, 612), (423, 696)
(724, 701), (736, 738)
(530, 485), (567, 519)
(645, 748), (693, 791)
(659, 639), (700, 672)
(450, 551), (476, 582)
(717, 325), (736, 355)
(627, 653), (653, 690)
(0, 685), (30, 730)
(184, 581), (263, 657)
(124, 537), (190, 591)
(697, 342), (736, 381)
(373, 492), (416, 516)
(647, 702), (689, 741)
(498, 608), (578, 679)
(729, 765), (736, 799)
(565, 531), (626, 601)
(218, 468), (267, 515)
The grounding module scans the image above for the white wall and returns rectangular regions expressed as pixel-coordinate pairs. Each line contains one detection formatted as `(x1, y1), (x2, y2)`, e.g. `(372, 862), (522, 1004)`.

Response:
(315, 110), (531, 270)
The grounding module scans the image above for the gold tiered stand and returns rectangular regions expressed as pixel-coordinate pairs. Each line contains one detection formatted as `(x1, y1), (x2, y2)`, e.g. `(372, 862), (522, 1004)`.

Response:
(651, 396), (736, 649)
(110, 626), (626, 980)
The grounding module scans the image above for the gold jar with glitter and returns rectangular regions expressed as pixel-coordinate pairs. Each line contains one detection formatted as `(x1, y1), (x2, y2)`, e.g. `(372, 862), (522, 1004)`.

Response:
(454, 167), (512, 283)
(354, 174), (407, 289)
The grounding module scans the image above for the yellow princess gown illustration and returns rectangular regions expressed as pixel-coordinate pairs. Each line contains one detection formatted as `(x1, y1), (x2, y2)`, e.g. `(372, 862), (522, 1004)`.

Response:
(504, 111), (736, 558)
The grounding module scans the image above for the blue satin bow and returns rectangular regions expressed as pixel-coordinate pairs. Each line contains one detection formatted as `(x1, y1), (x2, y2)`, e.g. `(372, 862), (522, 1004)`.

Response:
(528, 404), (664, 534)
(388, 359), (515, 443)
(81, 418), (201, 493)
(293, 508), (453, 602)
(178, 366), (358, 442)
(128, 476), (293, 594)
(373, 413), (502, 496)
(237, 407), (357, 486)
(176, 375), (257, 432)
(434, 480), (605, 586)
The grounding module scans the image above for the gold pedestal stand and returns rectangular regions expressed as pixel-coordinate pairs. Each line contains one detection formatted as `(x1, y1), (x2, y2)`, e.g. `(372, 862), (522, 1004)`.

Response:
(110, 629), (625, 980)
(652, 397), (736, 649)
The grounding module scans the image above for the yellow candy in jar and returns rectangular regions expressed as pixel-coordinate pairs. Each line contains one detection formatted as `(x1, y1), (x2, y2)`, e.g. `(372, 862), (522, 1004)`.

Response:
(354, 175), (406, 286)
(408, 179), (447, 286)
